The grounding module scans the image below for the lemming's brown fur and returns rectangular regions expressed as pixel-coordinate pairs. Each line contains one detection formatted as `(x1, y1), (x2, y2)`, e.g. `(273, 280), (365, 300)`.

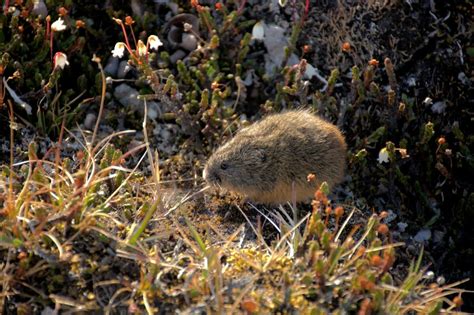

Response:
(203, 110), (347, 204)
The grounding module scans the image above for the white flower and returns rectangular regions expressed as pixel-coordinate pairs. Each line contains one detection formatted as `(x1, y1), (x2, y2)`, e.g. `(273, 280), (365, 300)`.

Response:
(137, 40), (147, 56)
(377, 147), (390, 164)
(51, 17), (67, 32)
(278, 0), (288, 7)
(53, 52), (69, 69)
(111, 42), (126, 58)
(147, 35), (163, 50)
(251, 21), (265, 40)
(423, 97), (433, 106)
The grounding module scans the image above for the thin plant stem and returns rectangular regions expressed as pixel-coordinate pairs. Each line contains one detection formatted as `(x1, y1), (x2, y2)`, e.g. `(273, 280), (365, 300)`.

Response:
(129, 24), (138, 49)
(91, 55), (106, 147)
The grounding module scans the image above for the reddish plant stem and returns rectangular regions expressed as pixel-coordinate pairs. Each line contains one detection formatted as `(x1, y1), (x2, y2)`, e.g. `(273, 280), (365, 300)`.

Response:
(117, 21), (141, 64)
(119, 22), (133, 56)
(129, 24), (138, 49)
(3, 0), (9, 15)
(301, 0), (310, 27)
(46, 17), (52, 61)
(237, 0), (247, 15)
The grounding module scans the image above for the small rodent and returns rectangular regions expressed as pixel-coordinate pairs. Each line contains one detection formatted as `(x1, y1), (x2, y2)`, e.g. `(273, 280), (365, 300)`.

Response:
(203, 110), (347, 204)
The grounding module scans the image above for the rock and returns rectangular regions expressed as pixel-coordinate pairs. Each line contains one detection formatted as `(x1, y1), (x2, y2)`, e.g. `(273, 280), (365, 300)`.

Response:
(169, 50), (187, 64)
(114, 83), (141, 108)
(397, 222), (408, 232)
(263, 24), (286, 65)
(431, 100), (447, 114)
(262, 23), (299, 75)
(146, 102), (162, 120)
(181, 33), (198, 51)
(414, 229), (431, 243)
(424, 271), (435, 280)
(242, 71), (253, 86)
(436, 276), (446, 285)
(457, 72), (469, 85)
(406, 76), (417, 87)
(168, 2), (179, 14)
(269, 0), (280, 13)
(104, 57), (119, 77)
(32, 0), (48, 18)
(117, 60), (132, 79)
(167, 14), (200, 49)
(84, 113), (97, 130)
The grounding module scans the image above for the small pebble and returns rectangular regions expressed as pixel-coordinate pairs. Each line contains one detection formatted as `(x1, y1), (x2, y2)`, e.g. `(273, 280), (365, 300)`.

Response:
(436, 276), (445, 285)
(84, 113), (97, 130)
(104, 57), (119, 77)
(397, 222), (408, 232)
(169, 50), (187, 64)
(114, 83), (141, 108)
(431, 101), (446, 114)
(424, 271), (435, 280)
(457, 72), (469, 85)
(32, 0), (48, 18)
(414, 229), (431, 243)
(181, 33), (198, 51)
(168, 2), (179, 14)
(146, 102), (161, 120)
(117, 60), (132, 79)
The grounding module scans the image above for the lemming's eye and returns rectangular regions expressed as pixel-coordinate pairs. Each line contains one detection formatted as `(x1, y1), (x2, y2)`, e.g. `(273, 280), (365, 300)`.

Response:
(220, 162), (228, 170)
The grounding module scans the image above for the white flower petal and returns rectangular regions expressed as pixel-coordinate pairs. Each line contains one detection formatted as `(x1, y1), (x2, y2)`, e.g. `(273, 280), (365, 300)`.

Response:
(251, 21), (265, 41)
(423, 97), (433, 106)
(111, 42), (126, 58)
(53, 52), (69, 69)
(51, 17), (67, 32)
(137, 40), (147, 56)
(377, 147), (390, 164)
(147, 35), (163, 50)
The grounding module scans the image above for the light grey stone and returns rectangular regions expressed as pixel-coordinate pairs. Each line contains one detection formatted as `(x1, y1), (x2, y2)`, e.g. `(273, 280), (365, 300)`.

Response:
(414, 229), (432, 243)
(169, 50), (187, 64)
(84, 113), (96, 130)
(180, 33), (198, 51)
(114, 83), (141, 107)
(32, 0), (48, 18)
